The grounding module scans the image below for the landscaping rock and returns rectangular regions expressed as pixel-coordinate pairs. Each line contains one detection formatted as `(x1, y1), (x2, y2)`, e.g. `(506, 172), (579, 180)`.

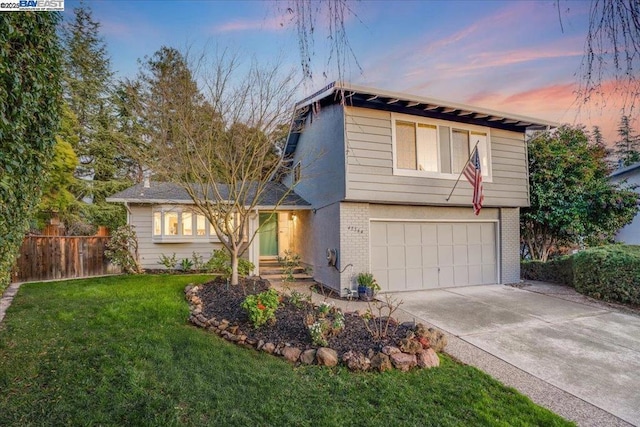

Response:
(229, 325), (239, 335)
(342, 351), (371, 371)
(416, 348), (440, 368)
(300, 349), (316, 365)
(262, 342), (276, 354)
(184, 284), (194, 294)
(382, 345), (401, 356)
(415, 324), (447, 352)
(370, 352), (393, 372)
(390, 352), (416, 372)
(282, 346), (302, 363)
(316, 347), (338, 367)
(256, 340), (265, 350)
(399, 337), (422, 354)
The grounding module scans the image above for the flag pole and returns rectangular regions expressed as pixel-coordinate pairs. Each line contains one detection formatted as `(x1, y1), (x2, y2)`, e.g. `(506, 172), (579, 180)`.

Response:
(446, 140), (480, 202)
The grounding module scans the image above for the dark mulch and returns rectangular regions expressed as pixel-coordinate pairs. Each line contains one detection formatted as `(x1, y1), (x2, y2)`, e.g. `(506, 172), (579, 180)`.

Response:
(197, 277), (412, 356)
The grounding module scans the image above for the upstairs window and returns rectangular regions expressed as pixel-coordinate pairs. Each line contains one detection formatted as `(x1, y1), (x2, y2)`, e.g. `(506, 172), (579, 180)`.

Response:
(393, 114), (491, 180)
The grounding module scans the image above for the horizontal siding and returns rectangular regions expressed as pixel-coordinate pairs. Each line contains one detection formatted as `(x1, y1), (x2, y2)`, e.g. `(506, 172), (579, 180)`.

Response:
(344, 107), (530, 207)
(129, 205), (223, 270)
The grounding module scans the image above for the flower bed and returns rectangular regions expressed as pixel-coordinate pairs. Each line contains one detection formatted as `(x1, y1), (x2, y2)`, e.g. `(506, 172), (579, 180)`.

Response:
(185, 278), (447, 372)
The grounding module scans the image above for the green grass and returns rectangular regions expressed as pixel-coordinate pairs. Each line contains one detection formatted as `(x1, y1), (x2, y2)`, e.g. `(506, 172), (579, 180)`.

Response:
(0, 275), (573, 426)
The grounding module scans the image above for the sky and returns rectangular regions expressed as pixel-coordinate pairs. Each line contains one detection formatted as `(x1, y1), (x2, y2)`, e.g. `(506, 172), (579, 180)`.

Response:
(62, 0), (632, 144)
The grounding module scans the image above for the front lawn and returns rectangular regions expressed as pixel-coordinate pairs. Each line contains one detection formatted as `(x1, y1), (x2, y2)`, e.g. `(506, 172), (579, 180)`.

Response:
(0, 275), (572, 426)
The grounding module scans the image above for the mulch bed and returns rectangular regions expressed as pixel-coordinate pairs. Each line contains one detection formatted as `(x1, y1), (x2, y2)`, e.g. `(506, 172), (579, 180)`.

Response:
(197, 277), (412, 357)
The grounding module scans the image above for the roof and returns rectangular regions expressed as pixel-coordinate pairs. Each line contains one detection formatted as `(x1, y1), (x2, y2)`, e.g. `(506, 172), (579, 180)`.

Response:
(285, 82), (559, 156)
(106, 181), (311, 209)
(610, 161), (640, 178)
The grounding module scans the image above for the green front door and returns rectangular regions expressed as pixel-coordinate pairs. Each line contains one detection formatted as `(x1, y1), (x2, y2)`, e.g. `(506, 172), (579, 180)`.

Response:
(259, 213), (278, 257)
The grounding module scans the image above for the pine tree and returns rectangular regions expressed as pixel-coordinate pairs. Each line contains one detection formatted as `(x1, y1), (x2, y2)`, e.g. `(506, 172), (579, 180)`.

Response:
(614, 115), (640, 167)
(61, 3), (129, 230)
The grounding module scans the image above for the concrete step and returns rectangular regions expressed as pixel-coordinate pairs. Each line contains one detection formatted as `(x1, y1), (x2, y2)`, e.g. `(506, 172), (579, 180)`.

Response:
(259, 266), (307, 275)
(261, 273), (314, 281)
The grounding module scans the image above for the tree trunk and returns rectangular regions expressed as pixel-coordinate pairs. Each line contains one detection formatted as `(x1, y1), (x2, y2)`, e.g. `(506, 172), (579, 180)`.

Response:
(230, 250), (239, 286)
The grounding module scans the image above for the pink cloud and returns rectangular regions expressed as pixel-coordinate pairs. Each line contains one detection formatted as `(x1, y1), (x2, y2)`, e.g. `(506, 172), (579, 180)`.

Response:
(213, 14), (290, 33)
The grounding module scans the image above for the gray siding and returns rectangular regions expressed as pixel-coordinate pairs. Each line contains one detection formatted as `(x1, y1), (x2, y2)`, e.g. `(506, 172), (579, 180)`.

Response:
(284, 103), (346, 207)
(129, 204), (223, 270)
(344, 107), (530, 207)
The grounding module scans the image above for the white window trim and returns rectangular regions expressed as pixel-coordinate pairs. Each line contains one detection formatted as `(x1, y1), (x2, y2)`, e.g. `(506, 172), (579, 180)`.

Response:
(152, 205), (221, 243)
(391, 113), (493, 182)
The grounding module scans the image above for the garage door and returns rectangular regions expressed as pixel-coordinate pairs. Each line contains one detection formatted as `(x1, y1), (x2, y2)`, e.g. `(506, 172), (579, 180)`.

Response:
(370, 221), (497, 291)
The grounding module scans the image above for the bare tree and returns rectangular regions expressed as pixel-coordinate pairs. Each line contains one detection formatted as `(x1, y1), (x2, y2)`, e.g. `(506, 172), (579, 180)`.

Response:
(280, 0), (363, 84)
(567, 0), (640, 117)
(139, 47), (300, 285)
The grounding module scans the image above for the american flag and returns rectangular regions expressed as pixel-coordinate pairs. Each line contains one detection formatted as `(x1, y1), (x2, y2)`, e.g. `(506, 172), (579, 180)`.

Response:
(463, 147), (484, 215)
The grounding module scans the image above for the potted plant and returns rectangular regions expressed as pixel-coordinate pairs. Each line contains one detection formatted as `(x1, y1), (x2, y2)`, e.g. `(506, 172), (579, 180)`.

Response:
(356, 272), (380, 301)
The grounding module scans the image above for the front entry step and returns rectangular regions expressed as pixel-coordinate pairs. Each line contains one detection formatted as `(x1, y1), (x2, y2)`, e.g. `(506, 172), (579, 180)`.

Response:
(259, 259), (313, 281)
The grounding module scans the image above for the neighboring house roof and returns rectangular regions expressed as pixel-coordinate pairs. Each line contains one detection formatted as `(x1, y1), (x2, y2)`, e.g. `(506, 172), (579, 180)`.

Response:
(610, 161), (640, 179)
(285, 82), (560, 157)
(106, 181), (311, 209)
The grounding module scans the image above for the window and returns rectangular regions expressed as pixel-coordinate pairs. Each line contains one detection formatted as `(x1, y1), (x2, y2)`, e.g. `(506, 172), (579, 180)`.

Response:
(393, 114), (490, 179)
(152, 207), (219, 242)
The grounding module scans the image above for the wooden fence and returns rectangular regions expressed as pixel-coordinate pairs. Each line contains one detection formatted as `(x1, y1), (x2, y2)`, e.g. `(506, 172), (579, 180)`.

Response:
(11, 236), (119, 283)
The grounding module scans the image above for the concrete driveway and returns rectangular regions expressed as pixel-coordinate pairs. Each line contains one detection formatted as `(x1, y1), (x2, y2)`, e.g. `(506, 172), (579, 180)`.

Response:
(393, 284), (640, 426)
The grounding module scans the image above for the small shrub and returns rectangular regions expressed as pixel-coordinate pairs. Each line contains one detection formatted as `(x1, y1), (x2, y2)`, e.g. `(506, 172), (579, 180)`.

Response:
(158, 253), (178, 272)
(356, 272), (379, 290)
(308, 321), (329, 347)
(205, 249), (255, 279)
(362, 295), (403, 340)
(179, 258), (194, 272)
(191, 252), (205, 271)
(279, 249), (302, 283)
(288, 289), (310, 309)
(242, 289), (280, 328)
(105, 225), (142, 274)
(305, 302), (345, 346)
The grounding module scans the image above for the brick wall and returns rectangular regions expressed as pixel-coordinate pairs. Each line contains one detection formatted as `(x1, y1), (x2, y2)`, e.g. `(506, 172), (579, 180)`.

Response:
(500, 207), (520, 283)
(339, 202), (370, 295)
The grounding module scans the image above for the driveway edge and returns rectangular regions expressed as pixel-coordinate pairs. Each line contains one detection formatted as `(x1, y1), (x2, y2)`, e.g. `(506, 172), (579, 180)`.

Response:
(395, 306), (633, 427)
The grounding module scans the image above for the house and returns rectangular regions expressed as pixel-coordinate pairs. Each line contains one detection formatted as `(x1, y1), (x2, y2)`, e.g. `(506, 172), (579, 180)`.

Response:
(107, 82), (557, 295)
(610, 161), (640, 244)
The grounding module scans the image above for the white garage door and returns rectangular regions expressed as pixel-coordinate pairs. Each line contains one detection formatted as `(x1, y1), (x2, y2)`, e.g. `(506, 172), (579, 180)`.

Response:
(370, 221), (497, 291)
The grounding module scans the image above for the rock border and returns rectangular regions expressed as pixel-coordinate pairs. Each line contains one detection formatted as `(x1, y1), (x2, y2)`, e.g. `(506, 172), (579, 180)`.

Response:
(185, 284), (447, 372)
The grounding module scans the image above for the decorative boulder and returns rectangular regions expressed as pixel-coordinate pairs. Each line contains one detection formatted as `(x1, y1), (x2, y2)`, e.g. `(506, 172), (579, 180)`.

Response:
(399, 337), (423, 354)
(316, 347), (339, 367)
(382, 345), (401, 356)
(300, 349), (317, 365)
(390, 352), (416, 372)
(415, 324), (447, 352)
(416, 348), (440, 368)
(282, 346), (302, 363)
(370, 352), (393, 372)
(342, 351), (371, 372)
(262, 342), (276, 354)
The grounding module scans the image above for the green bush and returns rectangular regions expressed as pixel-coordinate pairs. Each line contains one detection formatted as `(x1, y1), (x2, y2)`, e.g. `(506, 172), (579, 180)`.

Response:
(521, 256), (573, 285)
(242, 289), (280, 328)
(573, 245), (640, 305)
(205, 249), (254, 279)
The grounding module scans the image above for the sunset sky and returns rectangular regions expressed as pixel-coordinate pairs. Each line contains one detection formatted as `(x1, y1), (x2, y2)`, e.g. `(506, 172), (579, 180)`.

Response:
(63, 0), (631, 144)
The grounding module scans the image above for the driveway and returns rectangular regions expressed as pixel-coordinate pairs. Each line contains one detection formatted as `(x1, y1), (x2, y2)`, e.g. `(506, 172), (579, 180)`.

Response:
(393, 284), (640, 426)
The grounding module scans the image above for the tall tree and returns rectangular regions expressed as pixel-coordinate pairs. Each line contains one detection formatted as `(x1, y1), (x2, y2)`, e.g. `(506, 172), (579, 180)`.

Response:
(35, 104), (81, 230)
(0, 12), (62, 290)
(614, 115), (640, 167)
(138, 48), (299, 284)
(521, 125), (638, 261)
(61, 2), (129, 230)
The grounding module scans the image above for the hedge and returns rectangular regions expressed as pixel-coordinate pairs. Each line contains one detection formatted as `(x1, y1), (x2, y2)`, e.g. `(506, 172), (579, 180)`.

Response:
(520, 255), (573, 286)
(521, 245), (640, 306)
(572, 246), (640, 305)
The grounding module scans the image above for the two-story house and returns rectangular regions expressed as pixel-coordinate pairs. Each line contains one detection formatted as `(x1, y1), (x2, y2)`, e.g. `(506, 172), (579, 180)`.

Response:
(107, 83), (556, 296)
